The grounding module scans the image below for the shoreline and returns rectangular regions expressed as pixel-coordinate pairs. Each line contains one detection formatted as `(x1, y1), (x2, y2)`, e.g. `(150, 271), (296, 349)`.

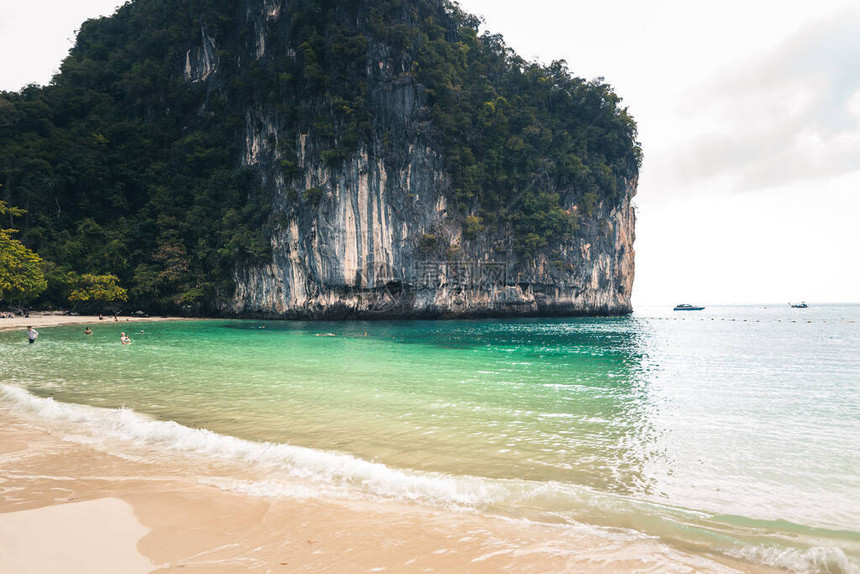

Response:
(0, 313), (187, 334)
(0, 403), (778, 573)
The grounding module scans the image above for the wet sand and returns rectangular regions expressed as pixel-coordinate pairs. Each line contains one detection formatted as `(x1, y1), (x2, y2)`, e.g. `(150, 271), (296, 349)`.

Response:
(0, 404), (778, 573)
(0, 498), (152, 573)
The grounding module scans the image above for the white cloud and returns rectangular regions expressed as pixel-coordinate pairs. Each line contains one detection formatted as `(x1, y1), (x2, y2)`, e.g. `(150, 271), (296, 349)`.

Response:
(672, 9), (860, 192)
(845, 89), (860, 121)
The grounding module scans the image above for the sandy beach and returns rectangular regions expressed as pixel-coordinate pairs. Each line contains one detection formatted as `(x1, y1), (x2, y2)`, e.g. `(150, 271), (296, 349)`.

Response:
(0, 312), (183, 334)
(0, 497), (152, 573)
(0, 403), (776, 573)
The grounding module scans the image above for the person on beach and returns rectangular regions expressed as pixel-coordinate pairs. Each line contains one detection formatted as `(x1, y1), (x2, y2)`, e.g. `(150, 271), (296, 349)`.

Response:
(120, 332), (131, 345)
(27, 326), (38, 344)
(84, 327), (93, 335)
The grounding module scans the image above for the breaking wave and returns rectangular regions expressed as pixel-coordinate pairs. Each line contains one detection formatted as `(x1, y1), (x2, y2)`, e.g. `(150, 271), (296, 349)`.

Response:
(3, 383), (858, 574)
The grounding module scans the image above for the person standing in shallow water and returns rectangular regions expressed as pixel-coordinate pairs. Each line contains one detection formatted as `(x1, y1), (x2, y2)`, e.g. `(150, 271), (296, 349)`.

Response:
(26, 326), (38, 344)
(120, 332), (131, 345)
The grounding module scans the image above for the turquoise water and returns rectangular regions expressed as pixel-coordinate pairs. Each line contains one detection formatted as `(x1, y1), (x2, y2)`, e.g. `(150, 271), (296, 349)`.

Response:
(2, 304), (859, 572)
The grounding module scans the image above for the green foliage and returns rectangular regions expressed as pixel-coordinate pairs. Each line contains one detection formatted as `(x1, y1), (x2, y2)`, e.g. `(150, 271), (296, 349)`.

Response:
(513, 191), (578, 256)
(41, 262), (81, 306)
(303, 186), (324, 205)
(68, 273), (128, 305)
(0, 198), (25, 220)
(464, 215), (484, 240)
(581, 191), (599, 216)
(0, 228), (47, 304)
(0, 1), (271, 312)
(0, 200), (47, 304)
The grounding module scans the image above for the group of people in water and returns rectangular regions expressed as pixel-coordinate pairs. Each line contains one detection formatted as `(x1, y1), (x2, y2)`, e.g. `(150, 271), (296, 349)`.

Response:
(26, 325), (143, 345)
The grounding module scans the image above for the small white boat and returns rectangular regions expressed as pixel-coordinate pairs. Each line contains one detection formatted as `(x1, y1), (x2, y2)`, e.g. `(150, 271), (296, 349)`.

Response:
(674, 303), (705, 311)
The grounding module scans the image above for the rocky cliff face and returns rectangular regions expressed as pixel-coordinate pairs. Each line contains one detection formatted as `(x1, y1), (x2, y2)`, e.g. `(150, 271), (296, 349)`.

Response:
(189, 0), (637, 319)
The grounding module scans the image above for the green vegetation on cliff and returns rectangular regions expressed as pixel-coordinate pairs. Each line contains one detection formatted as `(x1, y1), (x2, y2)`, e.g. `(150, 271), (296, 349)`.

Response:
(0, 0), (640, 313)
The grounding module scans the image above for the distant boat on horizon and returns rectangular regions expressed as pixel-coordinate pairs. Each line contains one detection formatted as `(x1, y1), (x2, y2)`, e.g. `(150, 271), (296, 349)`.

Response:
(789, 302), (808, 308)
(674, 303), (705, 311)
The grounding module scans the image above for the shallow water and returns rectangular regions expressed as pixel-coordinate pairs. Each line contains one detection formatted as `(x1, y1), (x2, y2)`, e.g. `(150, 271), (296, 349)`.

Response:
(2, 304), (858, 572)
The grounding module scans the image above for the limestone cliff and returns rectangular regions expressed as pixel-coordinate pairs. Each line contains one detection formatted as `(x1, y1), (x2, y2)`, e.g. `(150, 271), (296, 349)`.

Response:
(0, 0), (638, 317)
(207, 0), (638, 318)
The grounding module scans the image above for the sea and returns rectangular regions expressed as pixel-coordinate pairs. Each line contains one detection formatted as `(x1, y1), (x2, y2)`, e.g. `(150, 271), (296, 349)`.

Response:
(1, 304), (858, 572)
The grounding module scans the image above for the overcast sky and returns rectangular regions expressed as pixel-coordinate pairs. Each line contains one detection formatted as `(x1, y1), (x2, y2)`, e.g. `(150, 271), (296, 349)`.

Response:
(1, 0), (857, 305)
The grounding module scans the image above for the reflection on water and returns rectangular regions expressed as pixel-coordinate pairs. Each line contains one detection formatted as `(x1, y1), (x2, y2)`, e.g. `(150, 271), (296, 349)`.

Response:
(630, 306), (860, 532)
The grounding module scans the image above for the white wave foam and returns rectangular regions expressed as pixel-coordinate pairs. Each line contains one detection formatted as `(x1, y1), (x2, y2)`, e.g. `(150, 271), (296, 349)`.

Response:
(6, 383), (857, 574)
(729, 543), (859, 574)
(0, 384), (502, 509)
(199, 477), (352, 501)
